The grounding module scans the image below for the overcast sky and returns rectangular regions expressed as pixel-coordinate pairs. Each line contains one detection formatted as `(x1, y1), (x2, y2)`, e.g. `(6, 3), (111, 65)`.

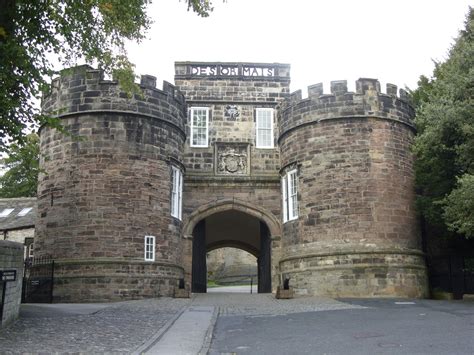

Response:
(126, 0), (472, 95)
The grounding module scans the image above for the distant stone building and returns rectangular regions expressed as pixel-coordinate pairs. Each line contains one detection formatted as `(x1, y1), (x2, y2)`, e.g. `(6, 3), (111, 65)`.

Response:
(207, 248), (257, 285)
(0, 198), (36, 259)
(35, 62), (428, 302)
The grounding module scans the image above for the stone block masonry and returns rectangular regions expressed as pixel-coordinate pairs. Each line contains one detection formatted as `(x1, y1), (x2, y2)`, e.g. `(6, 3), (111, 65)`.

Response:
(174, 61), (290, 177)
(36, 62), (428, 301)
(37, 65), (187, 302)
(175, 62), (290, 292)
(0, 241), (24, 327)
(278, 79), (428, 297)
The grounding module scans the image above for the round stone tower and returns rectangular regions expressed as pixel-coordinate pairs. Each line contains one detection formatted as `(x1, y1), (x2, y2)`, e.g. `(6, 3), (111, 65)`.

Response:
(278, 79), (428, 298)
(36, 65), (187, 302)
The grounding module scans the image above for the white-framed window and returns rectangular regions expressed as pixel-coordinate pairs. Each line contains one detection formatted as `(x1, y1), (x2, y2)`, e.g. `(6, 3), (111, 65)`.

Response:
(0, 208), (14, 217)
(256, 108), (274, 148)
(144, 235), (155, 261)
(171, 166), (183, 220)
(28, 243), (34, 258)
(190, 107), (209, 147)
(282, 169), (298, 223)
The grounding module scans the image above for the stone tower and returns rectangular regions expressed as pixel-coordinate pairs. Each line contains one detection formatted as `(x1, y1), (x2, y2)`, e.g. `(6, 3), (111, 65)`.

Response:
(278, 79), (428, 297)
(37, 65), (186, 301)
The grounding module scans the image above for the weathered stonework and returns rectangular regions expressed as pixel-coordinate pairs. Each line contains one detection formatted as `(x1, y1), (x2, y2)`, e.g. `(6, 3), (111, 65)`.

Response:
(175, 62), (289, 292)
(215, 143), (249, 176)
(36, 62), (428, 301)
(278, 79), (428, 297)
(37, 65), (186, 302)
(0, 241), (24, 327)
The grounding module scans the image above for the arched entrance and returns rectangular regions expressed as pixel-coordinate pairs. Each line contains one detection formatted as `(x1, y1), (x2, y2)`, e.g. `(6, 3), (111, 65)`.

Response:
(184, 200), (279, 294)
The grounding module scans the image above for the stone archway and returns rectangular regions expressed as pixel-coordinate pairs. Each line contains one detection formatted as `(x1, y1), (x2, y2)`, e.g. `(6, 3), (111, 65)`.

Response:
(183, 199), (280, 239)
(183, 199), (280, 294)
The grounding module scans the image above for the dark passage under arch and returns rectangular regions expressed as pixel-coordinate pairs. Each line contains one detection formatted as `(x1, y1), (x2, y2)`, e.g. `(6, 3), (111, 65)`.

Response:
(191, 210), (271, 293)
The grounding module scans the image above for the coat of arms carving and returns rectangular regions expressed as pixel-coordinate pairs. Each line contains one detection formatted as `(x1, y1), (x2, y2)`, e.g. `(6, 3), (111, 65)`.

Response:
(225, 105), (240, 120)
(217, 147), (248, 175)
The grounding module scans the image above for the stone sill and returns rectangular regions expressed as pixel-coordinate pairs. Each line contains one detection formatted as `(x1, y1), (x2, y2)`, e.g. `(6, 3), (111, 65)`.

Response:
(279, 248), (425, 264)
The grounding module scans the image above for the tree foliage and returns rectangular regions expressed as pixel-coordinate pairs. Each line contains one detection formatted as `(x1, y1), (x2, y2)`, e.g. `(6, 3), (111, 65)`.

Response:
(443, 174), (474, 238)
(411, 8), (474, 238)
(0, 134), (39, 198)
(0, 0), (214, 153)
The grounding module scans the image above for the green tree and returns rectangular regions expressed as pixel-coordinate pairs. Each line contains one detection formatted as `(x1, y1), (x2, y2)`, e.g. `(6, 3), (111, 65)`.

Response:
(443, 174), (474, 238)
(0, 134), (39, 197)
(0, 0), (213, 153)
(411, 7), (474, 239)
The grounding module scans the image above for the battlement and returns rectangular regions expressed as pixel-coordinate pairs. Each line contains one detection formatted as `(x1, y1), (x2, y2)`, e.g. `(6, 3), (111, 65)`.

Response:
(42, 65), (187, 132)
(279, 78), (415, 139)
(287, 78), (410, 104)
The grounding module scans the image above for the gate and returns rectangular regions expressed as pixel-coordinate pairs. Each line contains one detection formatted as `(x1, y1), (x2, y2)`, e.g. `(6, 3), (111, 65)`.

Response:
(427, 256), (474, 299)
(22, 255), (54, 303)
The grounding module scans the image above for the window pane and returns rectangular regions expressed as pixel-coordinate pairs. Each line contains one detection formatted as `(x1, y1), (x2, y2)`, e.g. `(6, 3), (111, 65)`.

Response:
(256, 109), (273, 148)
(191, 108), (208, 147)
(288, 170), (298, 220)
(281, 176), (288, 222)
(171, 167), (183, 220)
(0, 208), (14, 217)
(18, 207), (32, 216)
(145, 236), (155, 261)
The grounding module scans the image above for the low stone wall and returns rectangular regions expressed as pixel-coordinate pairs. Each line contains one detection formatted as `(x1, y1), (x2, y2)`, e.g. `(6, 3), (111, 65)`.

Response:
(52, 259), (184, 302)
(0, 241), (24, 328)
(279, 249), (429, 298)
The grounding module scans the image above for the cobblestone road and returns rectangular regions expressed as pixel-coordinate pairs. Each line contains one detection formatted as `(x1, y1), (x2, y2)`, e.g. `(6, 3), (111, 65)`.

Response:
(0, 298), (190, 354)
(0, 293), (363, 354)
(193, 292), (364, 317)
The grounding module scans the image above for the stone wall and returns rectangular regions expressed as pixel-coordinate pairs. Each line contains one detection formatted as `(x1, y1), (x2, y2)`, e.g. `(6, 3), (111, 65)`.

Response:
(35, 62), (429, 301)
(278, 79), (428, 297)
(37, 65), (187, 302)
(207, 247), (257, 284)
(0, 241), (24, 328)
(4, 228), (34, 245)
(4, 228), (34, 259)
(176, 62), (289, 291)
(174, 62), (290, 177)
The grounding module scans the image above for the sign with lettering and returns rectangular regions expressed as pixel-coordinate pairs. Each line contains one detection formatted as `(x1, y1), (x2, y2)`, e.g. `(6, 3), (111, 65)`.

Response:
(0, 269), (17, 282)
(190, 65), (275, 77)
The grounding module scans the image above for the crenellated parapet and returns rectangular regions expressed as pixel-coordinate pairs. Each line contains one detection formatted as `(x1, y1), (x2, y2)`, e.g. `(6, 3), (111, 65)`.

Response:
(42, 65), (187, 134)
(278, 77), (426, 298)
(278, 78), (414, 141)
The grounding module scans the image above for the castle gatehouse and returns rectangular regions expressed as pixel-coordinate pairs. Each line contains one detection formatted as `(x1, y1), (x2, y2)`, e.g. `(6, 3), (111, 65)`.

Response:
(35, 62), (428, 302)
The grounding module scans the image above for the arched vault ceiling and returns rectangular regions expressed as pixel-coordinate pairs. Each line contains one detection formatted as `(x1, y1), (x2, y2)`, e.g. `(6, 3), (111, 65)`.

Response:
(204, 210), (261, 255)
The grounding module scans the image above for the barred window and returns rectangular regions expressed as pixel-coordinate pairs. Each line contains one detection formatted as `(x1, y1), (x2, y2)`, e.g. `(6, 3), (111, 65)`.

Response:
(171, 166), (183, 220)
(190, 107), (209, 147)
(282, 169), (298, 222)
(144, 235), (155, 261)
(256, 108), (274, 148)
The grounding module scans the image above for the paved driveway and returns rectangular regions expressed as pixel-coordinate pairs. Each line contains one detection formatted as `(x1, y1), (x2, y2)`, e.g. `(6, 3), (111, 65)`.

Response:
(1, 295), (472, 354)
(209, 298), (474, 355)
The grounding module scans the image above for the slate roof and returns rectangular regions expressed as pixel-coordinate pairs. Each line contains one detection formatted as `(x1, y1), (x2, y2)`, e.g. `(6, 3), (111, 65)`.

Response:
(0, 197), (37, 231)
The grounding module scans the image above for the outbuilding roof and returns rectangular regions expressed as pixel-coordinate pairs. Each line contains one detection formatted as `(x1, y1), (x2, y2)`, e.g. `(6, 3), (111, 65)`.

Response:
(0, 197), (36, 231)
